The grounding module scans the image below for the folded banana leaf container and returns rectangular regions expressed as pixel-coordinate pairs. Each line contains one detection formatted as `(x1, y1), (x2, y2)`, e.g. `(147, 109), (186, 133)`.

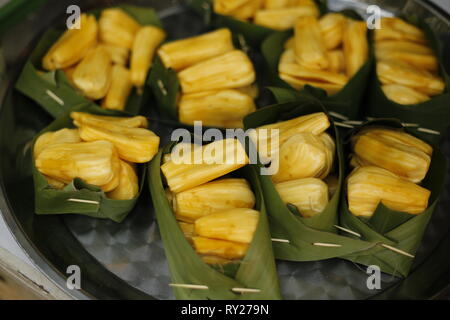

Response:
(32, 102), (146, 223)
(15, 4), (162, 118)
(1, 0), (450, 300)
(365, 17), (450, 145)
(149, 142), (281, 300)
(260, 8), (373, 120)
(339, 119), (447, 277)
(187, 0), (327, 47)
(243, 98), (447, 278)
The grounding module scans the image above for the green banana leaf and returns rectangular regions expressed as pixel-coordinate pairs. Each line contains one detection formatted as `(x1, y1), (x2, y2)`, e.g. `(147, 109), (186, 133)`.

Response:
(260, 10), (374, 120)
(148, 56), (179, 122)
(15, 5), (162, 118)
(365, 18), (450, 145)
(339, 119), (448, 277)
(243, 99), (377, 261)
(32, 102), (147, 223)
(187, 0), (328, 47)
(148, 142), (281, 300)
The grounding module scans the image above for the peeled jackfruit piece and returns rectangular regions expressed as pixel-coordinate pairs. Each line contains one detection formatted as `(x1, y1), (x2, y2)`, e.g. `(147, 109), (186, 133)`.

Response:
(250, 112), (330, 160)
(178, 50), (255, 94)
(171, 178), (256, 223)
(275, 178), (329, 217)
(78, 124), (160, 163)
(264, 0), (299, 9)
(375, 17), (427, 44)
(72, 46), (112, 100)
(279, 73), (344, 95)
(227, 0), (263, 21)
(327, 49), (345, 73)
(34, 128), (81, 159)
(130, 25), (166, 88)
(347, 166), (430, 217)
(343, 19), (368, 78)
(195, 208), (259, 244)
(63, 66), (77, 86)
(294, 16), (329, 70)
(352, 127), (432, 183)
(35, 140), (120, 189)
(71, 112), (148, 129)
(319, 13), (346, 50)
(161, 139), (249, 193)
(279, 48), (295, 64)
(102, 64), (133, 111)
(279, 62), (348, 85)
(214, 0), (253, 14)
(158, 28), (234, 71)
(42, 14), (98, 70)
(376, 40), (433, 55)
(178, 89), (256, 128)
(106, 160), (139, 200)
(272, 132), (334, 183)
(192, 237), (249, 260)
(237, 84), (259, 99)
(377, 59), (445, 96)
(367, 128), (433, 156)
(98, 43), (129, 66)
(99, 8), (141, 49)
(254, 6), (319, 30)
(381, 84), (430, 105)
(375, 45), (438, 72)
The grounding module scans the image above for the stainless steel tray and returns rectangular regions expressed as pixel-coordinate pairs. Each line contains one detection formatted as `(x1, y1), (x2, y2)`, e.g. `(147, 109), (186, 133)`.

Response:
(0, 0), (449, 299)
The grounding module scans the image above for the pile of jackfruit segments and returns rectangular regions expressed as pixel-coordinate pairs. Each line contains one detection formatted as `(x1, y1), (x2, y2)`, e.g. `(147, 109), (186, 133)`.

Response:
(279, 13), (368, 95)
(162, 139), (259, 265)
(34, 113), (159, 200)
(375, 17), (445, 105)
(347, 127), (432, 217)
(252, 112), (337, 218)
(214, 0), (320, 31)
(157, 29), (257, 128)
(42, 9), (165, 110)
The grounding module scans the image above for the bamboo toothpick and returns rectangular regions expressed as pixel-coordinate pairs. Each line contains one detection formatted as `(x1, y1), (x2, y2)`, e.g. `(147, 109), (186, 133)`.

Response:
(401, 122), (419, 127)
(334, 122), (354, 129)
(169, 283), (209, 290)
(68, 198), (100, 205)
(169, 284), (261, 294)
(46, 90), (64, 106)
(334, 225), (362, 238)
(343, 120), (363, 126)
(271, 238), (290, 243)
(232, 288), (261, 294)
(418, 127), (440, 135)
(157, 79), (168, 96)
(380, 244), (415, 258)
(312, 242), (342, 248)
(238, 34), (250, 53)
(329, 111), (349, 121)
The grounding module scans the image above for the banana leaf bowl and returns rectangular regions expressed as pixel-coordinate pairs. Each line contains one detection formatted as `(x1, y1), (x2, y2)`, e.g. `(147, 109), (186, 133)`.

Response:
(1, 0), (450, 299)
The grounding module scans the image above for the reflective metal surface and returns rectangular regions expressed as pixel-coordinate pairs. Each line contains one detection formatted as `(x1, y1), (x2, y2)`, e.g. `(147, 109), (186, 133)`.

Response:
(0, 0), (449, 299)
